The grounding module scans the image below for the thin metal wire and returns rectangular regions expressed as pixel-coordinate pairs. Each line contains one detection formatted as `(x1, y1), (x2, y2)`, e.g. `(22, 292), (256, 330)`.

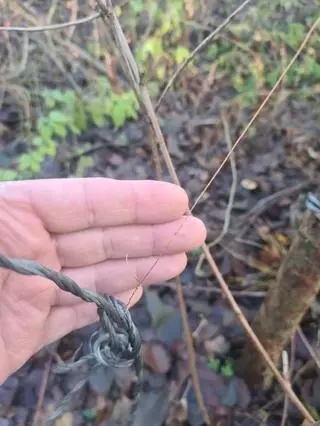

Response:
(0, 254), (142, 423)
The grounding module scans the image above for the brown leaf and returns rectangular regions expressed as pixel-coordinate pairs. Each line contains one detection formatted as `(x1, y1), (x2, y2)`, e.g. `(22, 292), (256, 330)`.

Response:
(56, 412), (73, 426)
(143, 341), (172, 374)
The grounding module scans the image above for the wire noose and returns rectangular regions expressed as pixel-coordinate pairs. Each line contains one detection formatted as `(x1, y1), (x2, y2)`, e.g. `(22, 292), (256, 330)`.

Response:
(0, 254), (142, 423)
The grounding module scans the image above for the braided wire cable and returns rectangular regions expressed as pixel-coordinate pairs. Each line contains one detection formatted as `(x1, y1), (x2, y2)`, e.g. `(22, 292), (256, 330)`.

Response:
(0, 254), (142, 423)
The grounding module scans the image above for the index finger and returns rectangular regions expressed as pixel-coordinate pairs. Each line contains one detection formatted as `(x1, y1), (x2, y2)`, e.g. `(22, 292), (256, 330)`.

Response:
(1, 178), (189, 233)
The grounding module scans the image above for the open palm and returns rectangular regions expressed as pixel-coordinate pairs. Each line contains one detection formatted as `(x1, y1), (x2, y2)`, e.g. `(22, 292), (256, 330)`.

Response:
(0, 178), (206, 384)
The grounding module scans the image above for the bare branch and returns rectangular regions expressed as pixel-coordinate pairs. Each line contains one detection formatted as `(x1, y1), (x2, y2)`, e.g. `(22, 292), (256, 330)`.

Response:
(156, 0), (255, 110)
(95, 1), (210, 423)
(212, 111), (238, 245)
(297, 327), (320, 370)
(195, 111), (238, 278)
(96, 0), (317, 421)
(191, 15), (320, 213)
(0, 12), (101, 33)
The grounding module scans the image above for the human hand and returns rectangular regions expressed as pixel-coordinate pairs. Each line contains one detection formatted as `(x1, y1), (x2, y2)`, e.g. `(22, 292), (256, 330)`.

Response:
(0, 178), (206, 383)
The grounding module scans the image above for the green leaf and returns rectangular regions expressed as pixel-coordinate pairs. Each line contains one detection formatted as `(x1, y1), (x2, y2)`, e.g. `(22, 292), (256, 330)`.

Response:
(62, 90), (76, 105)
(51, 89), (67, 102)
(37, 117), (49, 132)
(44, 96), (56, 109)
(51, 122), (67, 138)
(156, 66), (166, 80)
(285, 23), (305, 49)
(75, 156), (94, 177)
(88, 99), (105, 127)
(141, 37), (163, 61)
(73, 99), (87, 132)
(82, 409), (97, 422)
(190, 247), (202, 257)
(0, 169), (18, 181)
(18, 154), (34, 171)
(91, 109), (105, 127)
(32, 136), (43, 146)
(221, 359), (234, 377)
(46, 141), (57, 156)
(39, 124), (53, 142)
(208, 356), (220, 371)
(68, 123), (82, 135)
(38, 140), (55, 155)
(49, 110), (70, 124)
(30, 160), (41, 173)
(103, 99), (114, 117)
(97, 77), (111, 94)
(110, 102), (128, 128)
(130, 0), (144, 15)
(32, 151), (45, 163)
(174, 46), (190, 65)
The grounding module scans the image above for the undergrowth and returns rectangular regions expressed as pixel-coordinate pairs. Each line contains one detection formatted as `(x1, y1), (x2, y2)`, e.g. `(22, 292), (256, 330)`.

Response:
(0, 0), (319, 180)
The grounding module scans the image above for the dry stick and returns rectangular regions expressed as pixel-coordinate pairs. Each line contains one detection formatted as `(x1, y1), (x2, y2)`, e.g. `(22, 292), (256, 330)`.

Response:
(65, 0), (79, 39)
(202, 244), (314, 422)
(31, 354), (53, 426)
(155, 0), (255, 110)
(237, 203), (320, 390)
(3, 2), (107, 76)
(195, 111), (238, 276)
(1, 2), (317, 422)
(46, 0), (59, 24)
(0, 12), (101, 32)
(100, 2), (318, 421)
(212, 111), (238, 246)
(140, 16), (320, 425)
(280, 349), (291, 426)
(190, 16), (320, 213)
(159, 281), (266, 298)
(1, 32), (29, 81)
(176, 277), (208, 424)
(296, 327), (320, 370)
(94, 1), (210, 423)
(139, 85), (212, 426)
(148, 127), (163, 181)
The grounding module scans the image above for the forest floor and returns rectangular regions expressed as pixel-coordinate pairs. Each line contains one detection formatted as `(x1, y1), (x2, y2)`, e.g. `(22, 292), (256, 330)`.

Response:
(0, 1), (319, 425)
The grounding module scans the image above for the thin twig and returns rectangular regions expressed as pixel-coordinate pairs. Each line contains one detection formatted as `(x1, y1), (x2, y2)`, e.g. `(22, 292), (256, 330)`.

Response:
(95, 2), (210, 423)
(155, 0), (255, 110)
(148, 127), (163, 180)
(176, 278), (211, 424)
(280, 350), (290, 426)
(5, 1), (108, 78)
(0, 32), (30, 81)
(211, 111), (238, 246)
(139, 17), (319, 421)
(65, 0), (79, 39)
(46, 0), (59, 24)
(96, 1), (317, 421)
(0, 12), (101, 32)
(2, 0), (317, 422)
(201, 244), (314, 422)
(34, 36), (83, 95)
(159, 282), (266, 298)
(191, 16), (320, 213)
(241, 182), (311, 223)
(31, 354), (53, 426)
(280, 339), (296, 426)
(297, 327), (320, 370)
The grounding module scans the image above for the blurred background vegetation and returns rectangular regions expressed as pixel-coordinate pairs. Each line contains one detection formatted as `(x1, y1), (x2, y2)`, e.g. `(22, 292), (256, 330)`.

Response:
(0, 0), (320, 424)
(0, 0), (319, 181)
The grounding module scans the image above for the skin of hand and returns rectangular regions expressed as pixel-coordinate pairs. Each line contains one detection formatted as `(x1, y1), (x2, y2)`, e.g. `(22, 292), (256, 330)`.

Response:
(0, 178), (206, 384)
